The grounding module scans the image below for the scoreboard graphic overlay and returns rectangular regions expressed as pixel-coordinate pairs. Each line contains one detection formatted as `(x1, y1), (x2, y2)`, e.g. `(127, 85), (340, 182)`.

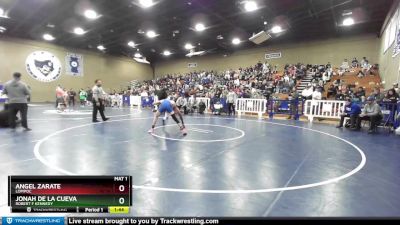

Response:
(8, 176), (132, 213)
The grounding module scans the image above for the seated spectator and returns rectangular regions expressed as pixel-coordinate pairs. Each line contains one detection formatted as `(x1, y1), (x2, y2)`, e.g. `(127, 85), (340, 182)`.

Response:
(322, 70), (331, 84)
(351, 57), (359, 68)
(326, 62), (331, 69)
(369, 87), (385, 102)
(383, 89), (399, 104)
(343, 85), (355, 98)
(301, 85), (314, 100)
(335, 90), (345, 101)
(361, 62), (372, 75)
(354, 87), (366, 102)
(327, 85), (337, 99)
(176, 95), (187, 111)
(392, 83), (399, 94)
(357, 70), (365, 78)
(333, 79), (342, 88)
(338, 67), (346, 76)
(340, 59), (350, 71)
(312, 87), (322, 100)
(336, 98), (361, 129)
(356, 96), (383, 133)
(361, 57), (368, 67)
(140, 89), (149, 97)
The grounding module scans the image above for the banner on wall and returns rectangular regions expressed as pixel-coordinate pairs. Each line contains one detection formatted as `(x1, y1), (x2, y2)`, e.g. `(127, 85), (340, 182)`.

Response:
(188, 62), (197, 68)
(265, 52), (282, 60)
(393, 8), (400, 57)
(65, 53), (84, 76)
(25, 51), (62, 82)
(0, 84), (6, 103)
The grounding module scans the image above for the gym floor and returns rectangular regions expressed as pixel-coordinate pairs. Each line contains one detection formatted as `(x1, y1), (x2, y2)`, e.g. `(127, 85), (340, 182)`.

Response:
(0, 104), (399, 217)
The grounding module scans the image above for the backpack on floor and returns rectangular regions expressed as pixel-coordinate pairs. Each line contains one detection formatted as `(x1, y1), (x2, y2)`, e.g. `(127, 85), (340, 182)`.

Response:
(198, 102), (206, 114)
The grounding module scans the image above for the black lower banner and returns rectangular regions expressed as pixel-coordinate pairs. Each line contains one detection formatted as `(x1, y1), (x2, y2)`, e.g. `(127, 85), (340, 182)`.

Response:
(66, 217), (400, 225)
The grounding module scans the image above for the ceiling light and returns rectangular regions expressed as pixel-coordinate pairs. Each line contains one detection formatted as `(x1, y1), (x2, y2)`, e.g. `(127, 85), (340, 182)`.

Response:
(271, 25), (282, 34)
(0, 26), (6, 33)
(73, 27), (85, 35)
(195, 23), (205, 32)
(184, 43), (194, 50)
(342, 10), (352, 16)
(232, 38), (241, 45)
(139, 0), (154, 8)
(0, 8), (4, 16)
(43, 33), (55, 41)
(163, 50), (171, 56)
(84, 9), (98, 20)
(217, 35), (223, 40)
(146, 30), (157, 38)
(343, 17), (354, 26)
(134, 52), (142, 58)
(128, 41), (136, 47)
(97, 45), (106, 51)
(244, 1), (258, 12)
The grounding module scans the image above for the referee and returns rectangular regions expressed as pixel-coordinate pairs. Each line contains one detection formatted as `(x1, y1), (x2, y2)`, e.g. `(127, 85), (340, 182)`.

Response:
(3, 72), (31, 131)
(92, 79), (109, 123)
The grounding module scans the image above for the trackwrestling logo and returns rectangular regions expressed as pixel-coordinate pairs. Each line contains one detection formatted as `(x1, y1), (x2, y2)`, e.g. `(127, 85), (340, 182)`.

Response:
(25, 51), (62, 82)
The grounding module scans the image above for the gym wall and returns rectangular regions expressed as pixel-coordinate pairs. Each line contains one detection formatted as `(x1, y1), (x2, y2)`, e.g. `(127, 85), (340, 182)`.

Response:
(0, 37), (153, 102)
(378, 0), (400, 87)
(154, 34), (379, 77)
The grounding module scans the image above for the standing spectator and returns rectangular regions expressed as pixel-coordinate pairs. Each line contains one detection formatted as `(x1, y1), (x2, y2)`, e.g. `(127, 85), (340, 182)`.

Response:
(55, 85), (64, 108)
(2, 72), (31, 131)
(92, 79), (109, 123)
(356, 96), (383, 133)
(226, 88), (237, 116)
(79, 89), (87, 107)
(287, 87), (300, 120)
(336, 98), (361, 129)
(68, 89), (76, 108)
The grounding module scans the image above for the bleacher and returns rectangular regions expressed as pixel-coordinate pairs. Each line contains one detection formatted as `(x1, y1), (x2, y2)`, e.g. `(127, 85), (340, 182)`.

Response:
(323, 68), (382, 99)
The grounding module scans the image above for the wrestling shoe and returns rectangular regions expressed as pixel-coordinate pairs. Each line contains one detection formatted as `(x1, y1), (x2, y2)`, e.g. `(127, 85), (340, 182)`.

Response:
(148, 128), (154, 134)
(180, 127), (187, 136)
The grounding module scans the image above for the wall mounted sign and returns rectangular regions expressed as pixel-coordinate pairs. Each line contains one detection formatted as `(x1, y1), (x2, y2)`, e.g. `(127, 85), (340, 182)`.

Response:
(66, 53), (84, 76)
(188, 62), (197, 68)
(25, 51), (62, 82)
(265, 52), (282, 60)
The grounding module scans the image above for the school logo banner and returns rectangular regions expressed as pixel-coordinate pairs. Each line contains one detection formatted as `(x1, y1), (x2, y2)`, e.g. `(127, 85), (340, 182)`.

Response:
(25, 51), (62, 82)
(65, 53), (84, 76)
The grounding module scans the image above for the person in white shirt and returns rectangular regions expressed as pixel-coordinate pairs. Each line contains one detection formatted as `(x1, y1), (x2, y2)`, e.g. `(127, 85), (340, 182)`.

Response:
(312, 88), (322, 100)
(226, 89), (237, 116)
(140, 89), (148, 97)
(302, 85), (314, 100)
(341, 59), (349, 71)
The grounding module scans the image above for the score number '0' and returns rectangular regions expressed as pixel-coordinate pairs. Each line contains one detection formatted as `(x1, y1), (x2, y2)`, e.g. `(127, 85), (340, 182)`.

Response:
(119, 185), (126, 205)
